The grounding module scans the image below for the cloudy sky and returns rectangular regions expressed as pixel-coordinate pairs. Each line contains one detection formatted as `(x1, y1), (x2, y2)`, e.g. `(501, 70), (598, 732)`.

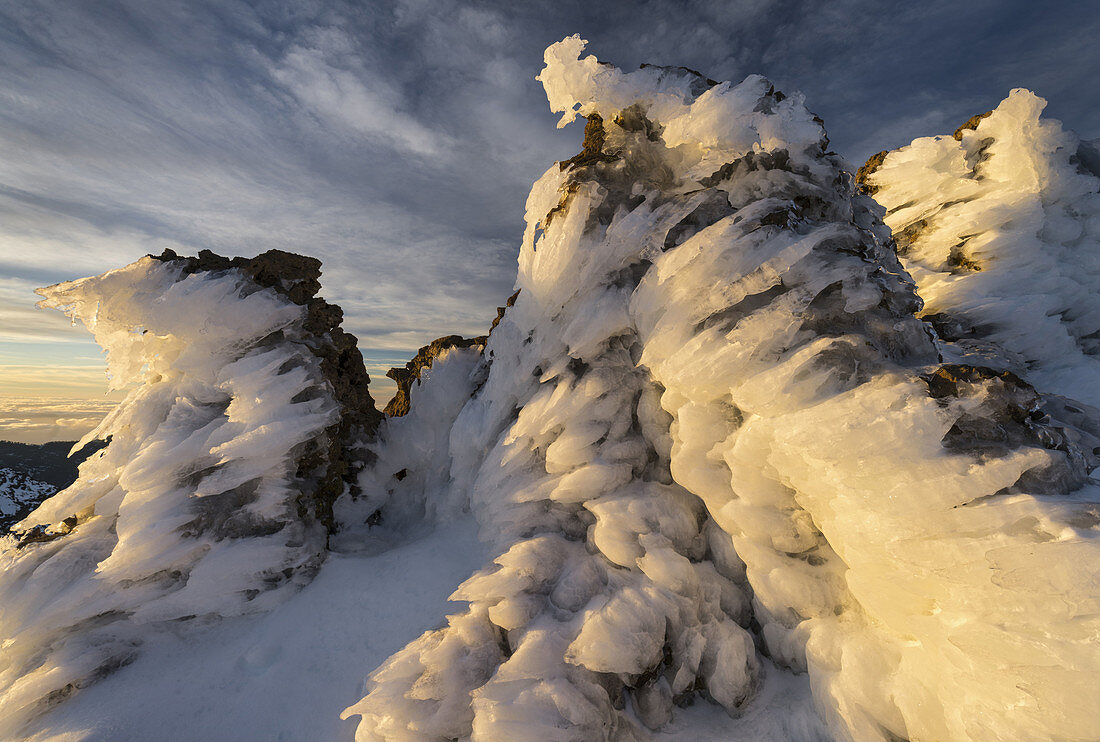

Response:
(1, 0), (1097, 443)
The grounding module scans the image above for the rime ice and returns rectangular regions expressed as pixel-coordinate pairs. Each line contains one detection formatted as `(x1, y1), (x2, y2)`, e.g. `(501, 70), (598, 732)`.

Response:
(336, 38), (1100, 742)
(0, 251), (375, 734)
(3, 36), (1099, 742)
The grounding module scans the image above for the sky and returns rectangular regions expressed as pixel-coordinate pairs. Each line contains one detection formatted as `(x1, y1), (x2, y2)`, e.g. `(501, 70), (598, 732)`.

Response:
(0, 0), (1097, 443)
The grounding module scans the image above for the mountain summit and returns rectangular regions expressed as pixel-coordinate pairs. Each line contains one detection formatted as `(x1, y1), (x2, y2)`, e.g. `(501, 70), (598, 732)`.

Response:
(2, 36), (1097, 742)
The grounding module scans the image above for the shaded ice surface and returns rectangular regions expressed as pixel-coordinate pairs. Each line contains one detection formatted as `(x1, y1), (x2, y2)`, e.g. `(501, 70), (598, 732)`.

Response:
(3, 34), (1099, 742)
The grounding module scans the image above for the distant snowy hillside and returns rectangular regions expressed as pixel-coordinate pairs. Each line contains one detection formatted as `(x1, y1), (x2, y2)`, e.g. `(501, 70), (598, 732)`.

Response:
(2, 35), (1098, 742)
(0, 440), (109, 534)
(0, 468), (54, 532)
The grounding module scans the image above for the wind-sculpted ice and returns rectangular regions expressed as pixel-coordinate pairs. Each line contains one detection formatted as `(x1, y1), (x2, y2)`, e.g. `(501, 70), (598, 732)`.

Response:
(344, 37), (1100, 742)
(334, 339), (486, 546)
(860, 90), (1100, 407)
(0, 250), (378, 734)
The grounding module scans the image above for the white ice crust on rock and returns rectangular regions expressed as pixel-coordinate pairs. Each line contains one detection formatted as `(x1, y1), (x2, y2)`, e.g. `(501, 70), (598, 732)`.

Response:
(539, 35), (825, 182)
(865, 90), (1100, 406)
(343, 38), (1100, 742)
(0, 257), (341, 733)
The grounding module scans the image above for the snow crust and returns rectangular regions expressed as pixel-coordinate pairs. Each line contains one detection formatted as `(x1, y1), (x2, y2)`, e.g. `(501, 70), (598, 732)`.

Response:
(18, 517), (489, 742)
(0, 258), (341, 733)
(865, 90), (1100, 406)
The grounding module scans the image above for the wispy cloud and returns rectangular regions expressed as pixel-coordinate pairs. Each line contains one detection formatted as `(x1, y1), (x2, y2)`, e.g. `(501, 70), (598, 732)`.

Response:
(270, 42), (452, 158)
(1, 0), (1095, 433)
(0, 397), (117, 444)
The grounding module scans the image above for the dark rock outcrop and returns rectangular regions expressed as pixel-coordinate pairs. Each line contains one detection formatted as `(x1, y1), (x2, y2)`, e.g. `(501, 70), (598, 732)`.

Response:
(489, 289), (521, 334)
(855, 150), (888, 194)
(922, 364), (1098, 494)
(559, 113), (620, 172)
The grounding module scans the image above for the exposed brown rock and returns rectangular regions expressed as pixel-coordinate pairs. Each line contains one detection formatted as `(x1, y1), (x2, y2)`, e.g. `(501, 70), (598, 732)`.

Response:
(15, 515), (77, 550)
(947, 241), (983, 272)
(953, 110), (993, 141)
(922, 363), (1029, 400)
(151, 248), (382, 532)
(384, 335), (488, 417)
(891, 218), (929, 255)
(855, 150), (889, 195)
(559, 113), (620, 172)
(489, 289), (521, 334)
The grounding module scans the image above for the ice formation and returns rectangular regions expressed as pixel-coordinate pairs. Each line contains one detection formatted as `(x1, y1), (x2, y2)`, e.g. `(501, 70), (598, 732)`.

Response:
(3, 34), (1099, 742)
(858, 90), (1100, 407)
(341, 38), (1100, 742)
(0, 250), (380, 734)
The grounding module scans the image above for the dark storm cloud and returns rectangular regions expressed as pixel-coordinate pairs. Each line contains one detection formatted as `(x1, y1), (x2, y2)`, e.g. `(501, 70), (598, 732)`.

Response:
(0, 0), (1095, 420)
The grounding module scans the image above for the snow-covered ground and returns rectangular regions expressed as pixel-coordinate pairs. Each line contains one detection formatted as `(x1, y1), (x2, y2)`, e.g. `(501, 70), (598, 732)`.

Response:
(23, 515), (826, 742)
(24, 518), (488, 742)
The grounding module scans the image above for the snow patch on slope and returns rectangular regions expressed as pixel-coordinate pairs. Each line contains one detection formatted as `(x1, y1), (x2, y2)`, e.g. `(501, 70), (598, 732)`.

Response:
(20, 516), (488, 742)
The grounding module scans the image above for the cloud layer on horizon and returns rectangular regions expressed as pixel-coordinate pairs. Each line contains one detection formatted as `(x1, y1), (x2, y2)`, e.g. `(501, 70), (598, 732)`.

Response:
(1, 0), (1096, 441)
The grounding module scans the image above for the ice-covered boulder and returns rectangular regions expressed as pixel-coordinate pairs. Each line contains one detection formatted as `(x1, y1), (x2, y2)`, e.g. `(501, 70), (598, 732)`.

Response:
(343, 37), (1100, 742)
(0, 249), (381, 733)
(858, 90), (1100, 407)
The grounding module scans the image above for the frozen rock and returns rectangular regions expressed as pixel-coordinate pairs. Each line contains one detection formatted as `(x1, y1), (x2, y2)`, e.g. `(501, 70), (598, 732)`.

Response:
(384, 334), (487, 417)
(344, 37), (1100, 742)
(0, 249), (380, 734)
